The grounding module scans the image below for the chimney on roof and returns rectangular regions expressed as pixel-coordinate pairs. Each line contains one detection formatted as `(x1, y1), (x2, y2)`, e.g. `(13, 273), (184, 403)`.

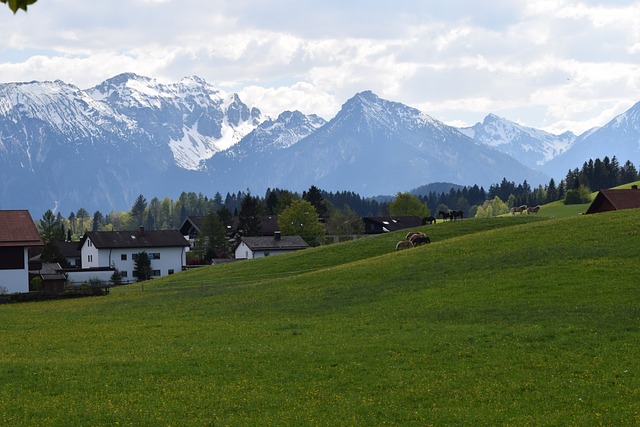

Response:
(139, 226), (145, 236)
(274, 231), (281, 241)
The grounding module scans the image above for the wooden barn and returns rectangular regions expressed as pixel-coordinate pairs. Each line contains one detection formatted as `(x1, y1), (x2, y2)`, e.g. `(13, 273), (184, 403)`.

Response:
(585, 187), (640, 214)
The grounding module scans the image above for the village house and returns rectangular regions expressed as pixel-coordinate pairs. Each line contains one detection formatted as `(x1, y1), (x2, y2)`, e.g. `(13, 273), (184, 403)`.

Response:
(180, 215), (281, 243)
(179, 215), (207, 242)
(59, 241), (82, 268)
(72, 227), (189, 284)
(0, 210), (44, 294)
(235, 232), (309, 259)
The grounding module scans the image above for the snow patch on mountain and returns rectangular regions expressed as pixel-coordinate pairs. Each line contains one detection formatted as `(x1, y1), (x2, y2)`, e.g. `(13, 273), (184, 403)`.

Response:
(219, 118), (257, 151)
(168, 125), (220, 170)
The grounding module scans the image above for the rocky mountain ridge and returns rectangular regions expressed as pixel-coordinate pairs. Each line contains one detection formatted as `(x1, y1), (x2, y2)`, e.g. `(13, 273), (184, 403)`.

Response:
(1, 73), (639, 215)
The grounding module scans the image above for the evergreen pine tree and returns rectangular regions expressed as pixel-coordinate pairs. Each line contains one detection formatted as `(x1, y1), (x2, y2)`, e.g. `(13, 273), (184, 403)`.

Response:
(38, 210), (65, 262)
(238, 194), (263, 236)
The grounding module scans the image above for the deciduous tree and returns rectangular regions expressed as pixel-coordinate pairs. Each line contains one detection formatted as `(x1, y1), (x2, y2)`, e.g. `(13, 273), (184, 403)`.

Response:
(388, 192), (430, 217)
(1, 0), (37, 13)
(326, 205), (363, 236)
(278, 199), (325, 246)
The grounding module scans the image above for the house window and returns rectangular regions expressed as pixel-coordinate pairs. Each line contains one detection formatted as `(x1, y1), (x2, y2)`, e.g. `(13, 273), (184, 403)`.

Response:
(120, 271), (128, 278)
(88, 255), (93, 263)
(168, 269), (174, 275)
(121, 254), (127, 261)
(151, 269), (161, 277)
(87, 240), (93, 247)
(149, 253), (161, 260)
(0, 247), (24, 269)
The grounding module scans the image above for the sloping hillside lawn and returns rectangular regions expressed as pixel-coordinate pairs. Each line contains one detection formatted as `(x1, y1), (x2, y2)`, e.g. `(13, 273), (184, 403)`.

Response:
(1, 213), (639, 425)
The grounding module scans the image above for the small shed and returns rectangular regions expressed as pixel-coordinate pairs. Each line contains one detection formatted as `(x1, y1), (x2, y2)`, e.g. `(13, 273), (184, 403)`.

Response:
(32, 262), (66, 292)
(585, 187), (640, 214)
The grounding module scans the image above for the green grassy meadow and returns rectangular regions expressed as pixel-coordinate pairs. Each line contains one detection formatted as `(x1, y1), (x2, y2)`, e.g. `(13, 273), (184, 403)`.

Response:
(1, 212), (640, 425)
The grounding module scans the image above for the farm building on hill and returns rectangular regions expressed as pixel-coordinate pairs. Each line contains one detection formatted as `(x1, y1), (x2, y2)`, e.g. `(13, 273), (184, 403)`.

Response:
(585, 187), (640, 214)
(362, 216), (423, 234)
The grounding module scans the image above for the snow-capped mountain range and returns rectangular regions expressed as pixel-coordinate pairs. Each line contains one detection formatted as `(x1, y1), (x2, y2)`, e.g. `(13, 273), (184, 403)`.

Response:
(1, 72), (638, 215)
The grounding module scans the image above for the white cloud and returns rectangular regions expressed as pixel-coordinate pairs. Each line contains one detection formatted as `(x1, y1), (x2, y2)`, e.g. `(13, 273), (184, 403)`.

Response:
(1, 1), (639, 135)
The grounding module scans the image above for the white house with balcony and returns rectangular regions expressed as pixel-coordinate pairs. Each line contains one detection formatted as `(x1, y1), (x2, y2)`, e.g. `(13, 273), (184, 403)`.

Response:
(74, 227), (189, 284)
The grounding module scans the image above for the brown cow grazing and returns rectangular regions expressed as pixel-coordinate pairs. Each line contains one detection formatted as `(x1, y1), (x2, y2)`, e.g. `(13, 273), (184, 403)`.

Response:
(412, 236), (431, 245)
(395, 240), (414, 251)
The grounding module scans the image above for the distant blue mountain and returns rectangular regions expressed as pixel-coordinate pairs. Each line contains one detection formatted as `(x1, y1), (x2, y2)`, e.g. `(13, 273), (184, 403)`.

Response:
(2, 73), (638, 216)
(235, 91), (548, 195)
(460, 114), (575, 170)
(541, 102), (640, 177)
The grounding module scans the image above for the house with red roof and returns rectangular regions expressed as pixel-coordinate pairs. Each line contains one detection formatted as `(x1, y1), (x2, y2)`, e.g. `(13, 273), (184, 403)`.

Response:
(585, 187), (640, 214)
(0, 210), (43, 294)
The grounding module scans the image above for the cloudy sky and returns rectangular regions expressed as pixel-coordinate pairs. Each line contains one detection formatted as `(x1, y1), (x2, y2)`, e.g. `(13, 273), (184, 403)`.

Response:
(1, 0), (639, 134)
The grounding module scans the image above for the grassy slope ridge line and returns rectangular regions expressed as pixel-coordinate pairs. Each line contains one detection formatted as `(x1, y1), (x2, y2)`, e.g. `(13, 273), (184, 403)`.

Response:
(140, 216), (546, 292)
(1, 212), (639, 425)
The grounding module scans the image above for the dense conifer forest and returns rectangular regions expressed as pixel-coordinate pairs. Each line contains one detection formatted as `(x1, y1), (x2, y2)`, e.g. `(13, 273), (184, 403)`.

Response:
(45, 156), (638, 239)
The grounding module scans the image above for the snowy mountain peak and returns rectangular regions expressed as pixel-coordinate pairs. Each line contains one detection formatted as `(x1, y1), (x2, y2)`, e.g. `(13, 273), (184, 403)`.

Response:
(0, 78), (137, 140)
(219, 110), (326, 160)
(179, 75), (209, 87)
(611, 100), (640, 131)
(338, 90), (440, 133)
(461, 114), (576, 167)
(84, 73), (265, 170)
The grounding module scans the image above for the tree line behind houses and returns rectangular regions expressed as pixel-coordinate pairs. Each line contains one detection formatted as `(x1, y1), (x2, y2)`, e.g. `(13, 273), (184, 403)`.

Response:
(38, 155), (639, 261)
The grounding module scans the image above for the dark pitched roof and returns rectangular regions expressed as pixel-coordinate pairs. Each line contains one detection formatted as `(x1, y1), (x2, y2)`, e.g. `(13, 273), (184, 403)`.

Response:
(260, 216), (280, 236)
(33, 262), (67, 281)
(181, 215), (281, 237)
(58, 241), (82, 257)
(362, 216), (423, 233)
(0, 210), (43, 247)
(179, 216), (206, 236)
(240, 235), (309, 251)
(81, 228), (189, 249)
(585, 188), (640, 214)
